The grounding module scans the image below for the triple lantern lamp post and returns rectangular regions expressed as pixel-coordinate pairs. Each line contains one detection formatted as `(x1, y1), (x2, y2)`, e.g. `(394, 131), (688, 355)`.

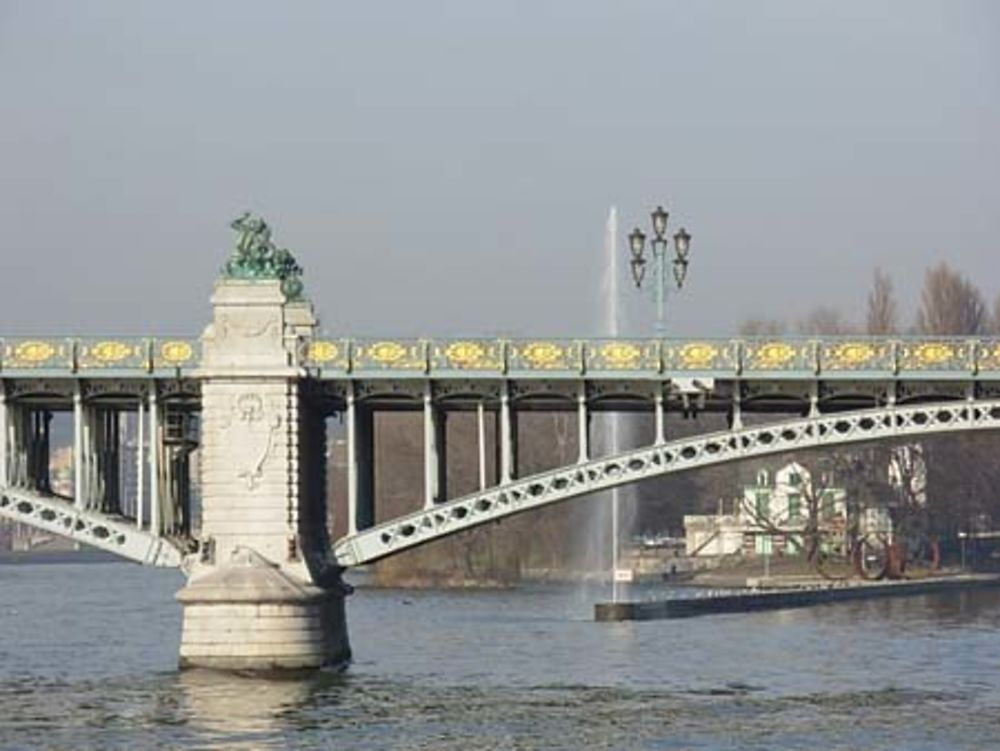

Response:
(627, 205), (692, 336)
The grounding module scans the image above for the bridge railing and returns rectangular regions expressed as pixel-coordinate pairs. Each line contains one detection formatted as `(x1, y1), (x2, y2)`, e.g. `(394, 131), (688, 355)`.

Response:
(0, 337), (200, 376)
(303, 336), (1000, 380)
(3, 335), (999, 380)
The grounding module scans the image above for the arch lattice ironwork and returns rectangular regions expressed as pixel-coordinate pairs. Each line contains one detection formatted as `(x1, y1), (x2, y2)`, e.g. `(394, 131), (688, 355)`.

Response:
(332, 399), (1000, 567)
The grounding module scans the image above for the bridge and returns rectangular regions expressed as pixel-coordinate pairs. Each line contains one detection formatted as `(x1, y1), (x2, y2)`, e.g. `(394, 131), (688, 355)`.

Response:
(3, 215), (999, 670)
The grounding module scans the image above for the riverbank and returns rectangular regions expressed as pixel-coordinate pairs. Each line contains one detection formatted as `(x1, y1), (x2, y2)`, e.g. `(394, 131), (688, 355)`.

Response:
(595, 572), (1000, 621)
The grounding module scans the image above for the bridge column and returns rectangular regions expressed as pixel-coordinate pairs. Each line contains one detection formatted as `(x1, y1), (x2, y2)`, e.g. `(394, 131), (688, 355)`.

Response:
(346, 382), (358, 535)
(731, 384), (743, 431)
(808, 382), (820, 419)
(477, 400), (487, 491)
(436, 406), (448, 502)
(136, 396), (145, 529)
(82, 403), (99, 510)
(0, 380), (6, 488)
(36, 410), (51, 493)
(654, 388), (666, 445)
(500, 381), (514, 483)
(73, 385), (85, 508)
(10, 403), (24, 488)
(176, 277), (349, 671)
(93, 409), (120, 514)
(149, 388), (160, 536)
(423, 382), (438, 509)
(577, 383), (589, 463)
(356, 402), (375, 530)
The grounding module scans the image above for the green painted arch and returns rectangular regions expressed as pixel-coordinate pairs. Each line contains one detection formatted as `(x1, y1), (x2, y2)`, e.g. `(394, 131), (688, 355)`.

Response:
(332, 399), (1000, 567)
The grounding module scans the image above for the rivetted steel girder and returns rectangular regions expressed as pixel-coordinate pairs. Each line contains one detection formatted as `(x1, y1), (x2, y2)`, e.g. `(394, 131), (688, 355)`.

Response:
(331, 399), (1000, 567)
(0, 487), (183, 567)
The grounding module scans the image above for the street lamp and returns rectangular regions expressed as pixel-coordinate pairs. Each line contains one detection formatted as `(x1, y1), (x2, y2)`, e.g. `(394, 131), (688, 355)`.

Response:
(628, 205), (692, 335)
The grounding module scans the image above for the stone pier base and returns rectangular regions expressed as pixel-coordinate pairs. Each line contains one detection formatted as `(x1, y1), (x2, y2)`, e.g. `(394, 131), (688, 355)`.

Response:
(176, 549), (351, 671)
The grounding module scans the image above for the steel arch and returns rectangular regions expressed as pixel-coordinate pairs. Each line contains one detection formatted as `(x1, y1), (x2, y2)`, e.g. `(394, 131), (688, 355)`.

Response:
(0, 487), (184, 566)
(332, 399), (1000, 567)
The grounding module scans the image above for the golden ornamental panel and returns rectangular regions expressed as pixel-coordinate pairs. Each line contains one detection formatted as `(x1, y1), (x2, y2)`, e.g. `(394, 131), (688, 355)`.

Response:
(820, 341), (892, 372)
(353, 339), (426, 371)
(743, 340), (813, 372)
(3, 338), (70, 370)
(898, 339), (972, 372)
(304, 339), (348, 370)
(509, 340), (581, 372)
(78, 339), (147, 369)
(431, 339), (504, 371)
(586, 340), (658, 371)
(663, 340), (737, 372)
(152, 339), (199, 370)
(976, 339), (1000, 373)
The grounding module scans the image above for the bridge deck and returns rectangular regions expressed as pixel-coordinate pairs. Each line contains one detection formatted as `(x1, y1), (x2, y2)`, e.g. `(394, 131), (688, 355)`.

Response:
(1, 336), (1000, 380)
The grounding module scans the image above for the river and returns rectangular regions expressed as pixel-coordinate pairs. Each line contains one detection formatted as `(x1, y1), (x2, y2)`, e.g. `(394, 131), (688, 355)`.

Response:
(1, 561), (999, 749)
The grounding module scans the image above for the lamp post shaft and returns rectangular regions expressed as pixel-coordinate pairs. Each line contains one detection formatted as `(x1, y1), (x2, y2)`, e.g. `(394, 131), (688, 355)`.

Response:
(654, 242), (667, 336)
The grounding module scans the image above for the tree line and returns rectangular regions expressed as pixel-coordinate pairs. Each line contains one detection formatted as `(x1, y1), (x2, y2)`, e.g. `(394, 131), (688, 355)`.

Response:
(741, 262), (995, 337)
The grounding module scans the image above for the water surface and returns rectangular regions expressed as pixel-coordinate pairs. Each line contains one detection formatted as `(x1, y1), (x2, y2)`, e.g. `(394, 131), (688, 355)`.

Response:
(1, 562), (999, 749)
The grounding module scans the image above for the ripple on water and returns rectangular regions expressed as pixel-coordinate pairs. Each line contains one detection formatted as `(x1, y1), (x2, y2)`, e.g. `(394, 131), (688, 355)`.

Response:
(1, 565), (1000, 749)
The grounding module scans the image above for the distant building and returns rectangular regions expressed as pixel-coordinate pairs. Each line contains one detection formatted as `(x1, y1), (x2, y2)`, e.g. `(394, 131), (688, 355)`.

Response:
(684, 460), (889, 558)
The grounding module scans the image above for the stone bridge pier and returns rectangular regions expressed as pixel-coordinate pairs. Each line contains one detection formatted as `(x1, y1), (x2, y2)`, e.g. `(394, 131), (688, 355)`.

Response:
(176, 278), (350, 671)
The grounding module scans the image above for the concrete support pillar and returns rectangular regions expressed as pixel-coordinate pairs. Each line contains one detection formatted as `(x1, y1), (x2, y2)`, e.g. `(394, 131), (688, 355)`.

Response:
(577, 382), (589, 464)
(136, 396), (145, 529)
(149, 387), (160, 538)
(74, 384), (84, 508)
(423, 383), (438, 509)
(177, 547), (349, 671)
(476, 400), (487, 491)
(654, 388), (666, 445)
(346, 383), (358, 536)
(500, 381), (513, 484)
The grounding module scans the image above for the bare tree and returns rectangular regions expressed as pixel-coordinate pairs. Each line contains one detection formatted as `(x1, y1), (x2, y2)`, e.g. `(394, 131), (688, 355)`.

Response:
(866, 268), (897, 335)
(915, 262), (987, 335)
(739, 318), (786, 336)
(992, 295), (1000, 335)
(737, 456), (848, 575)
(797, 306), (855, 335)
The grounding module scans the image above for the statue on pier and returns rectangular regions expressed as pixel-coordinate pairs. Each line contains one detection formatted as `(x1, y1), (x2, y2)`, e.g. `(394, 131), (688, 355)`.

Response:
(223, 212), (304, 300)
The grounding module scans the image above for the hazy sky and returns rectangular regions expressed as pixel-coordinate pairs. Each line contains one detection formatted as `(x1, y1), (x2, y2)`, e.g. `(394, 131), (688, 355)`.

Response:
(1, 1), (998, 338)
